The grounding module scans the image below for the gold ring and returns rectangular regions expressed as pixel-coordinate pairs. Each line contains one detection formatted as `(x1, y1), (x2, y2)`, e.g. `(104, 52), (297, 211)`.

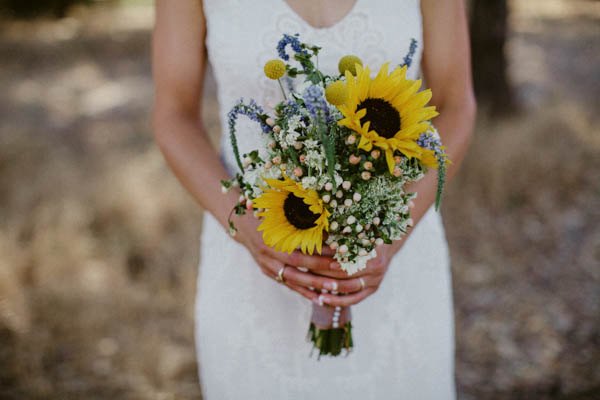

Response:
(276, 266), (286, 283)
(359, 277), (366, 291)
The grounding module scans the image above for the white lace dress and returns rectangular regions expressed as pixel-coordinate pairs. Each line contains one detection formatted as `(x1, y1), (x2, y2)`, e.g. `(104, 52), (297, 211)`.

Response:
(195, 0), (456, 398)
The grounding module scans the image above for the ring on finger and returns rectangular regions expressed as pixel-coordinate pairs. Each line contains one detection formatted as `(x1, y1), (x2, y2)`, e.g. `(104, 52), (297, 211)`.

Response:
(359, 277), (366, 291)
(276, 266), (287, 283)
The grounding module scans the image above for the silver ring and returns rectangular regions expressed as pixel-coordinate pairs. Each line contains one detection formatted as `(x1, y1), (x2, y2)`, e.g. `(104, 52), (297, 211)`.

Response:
(359, 277), (366, 291)
(276, 266), (286, 283)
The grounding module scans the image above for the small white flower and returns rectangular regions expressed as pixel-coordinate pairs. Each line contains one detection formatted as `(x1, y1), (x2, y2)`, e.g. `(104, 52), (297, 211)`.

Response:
(346, 216), (356, 225)
(284, 130), (300, 146)
(330, 199), (338, 208)
(358, 232), (366, 239)
(361, 239), (370, 247)
(339, 245), (349, 254)
(321, 194), (331, 203)
(335, 190), (343, 199)
(344, 198), (353, 207)
(329, 242), (339, 250)
(304, 139), (319, 149)
(266, 117), (275, 126)
(342, 226), (352, 234)
(325, 182), (333, 191)
(342, 180), (351, 190)
(358, 249), (368, 256)
(330, 221), (339, 231)
(353, 193), (362, 202)
(355, 224), (363, 233)
(361, 171), (371, 180)
(347, 134), (357, 144)
(373, 217), (381, 226)
(375, 238), (384, 246)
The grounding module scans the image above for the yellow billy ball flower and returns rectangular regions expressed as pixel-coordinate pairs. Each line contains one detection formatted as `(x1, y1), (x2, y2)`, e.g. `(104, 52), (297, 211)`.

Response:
(338, 55), (363, 76)
(325, 81), (349, 106)
(264, 59), (286, 80)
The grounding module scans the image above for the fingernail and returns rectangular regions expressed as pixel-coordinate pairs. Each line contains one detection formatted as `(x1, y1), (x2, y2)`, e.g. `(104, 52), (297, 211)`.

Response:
(330, 262), (341, 270)
(323, 281), (337, 291)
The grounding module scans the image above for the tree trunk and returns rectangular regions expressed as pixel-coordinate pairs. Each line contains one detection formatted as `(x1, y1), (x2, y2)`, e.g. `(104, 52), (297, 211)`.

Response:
(469, 0), (515, 114)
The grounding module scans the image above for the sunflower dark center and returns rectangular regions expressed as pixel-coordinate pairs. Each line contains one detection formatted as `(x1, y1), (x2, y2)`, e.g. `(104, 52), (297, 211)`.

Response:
(283, 193), (318, 230)
(357, 98), (401, 139)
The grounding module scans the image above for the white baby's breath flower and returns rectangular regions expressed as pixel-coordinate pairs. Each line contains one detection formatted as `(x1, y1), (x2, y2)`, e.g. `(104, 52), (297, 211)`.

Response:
(301, 176), (318, 190)
(284, 130), (300, 146)
(304, 139), (319, 149)
(287, 114), (303, 131)
(337, 250), (377, 275)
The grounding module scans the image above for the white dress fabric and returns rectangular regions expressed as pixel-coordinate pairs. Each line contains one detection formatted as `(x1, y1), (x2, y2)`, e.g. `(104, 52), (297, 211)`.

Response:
(195, 0), (456, 398)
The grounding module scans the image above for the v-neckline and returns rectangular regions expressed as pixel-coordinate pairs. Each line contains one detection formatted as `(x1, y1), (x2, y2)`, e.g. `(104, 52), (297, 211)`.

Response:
(281, 0), (359, 31)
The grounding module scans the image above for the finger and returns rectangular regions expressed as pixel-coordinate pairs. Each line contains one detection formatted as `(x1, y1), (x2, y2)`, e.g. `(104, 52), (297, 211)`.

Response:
(305, 269), (356, 279)
(282, 267), (332, 291)
(319, 245), (336, 257)
(263, 245), (335, 272)
(320, 288), (376, 307)
(259, 257), (285, 276)
(285, 281), (318, 302)
(283, 267), (364, 294)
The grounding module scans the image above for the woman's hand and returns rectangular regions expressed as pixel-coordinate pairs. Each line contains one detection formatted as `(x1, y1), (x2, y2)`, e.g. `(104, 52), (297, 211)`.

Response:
(315, 242), (403, 307)
(235, 206), (404, 307)
(232, 211), (396, 304)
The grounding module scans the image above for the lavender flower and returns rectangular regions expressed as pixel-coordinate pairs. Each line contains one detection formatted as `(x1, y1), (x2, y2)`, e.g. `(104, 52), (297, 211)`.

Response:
(277, 33), (308, 61)
(228, 98), (270, 134)
(302, 85), (332, 123)
(280, 99), (301, 118)
(227, 98), (271, 172)
(417, 130), (447, 165)
(400, 39), (418, 69)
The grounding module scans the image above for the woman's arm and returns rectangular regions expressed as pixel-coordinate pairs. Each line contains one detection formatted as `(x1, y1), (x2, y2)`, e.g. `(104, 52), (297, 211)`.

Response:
(405, 0), (477, 227)
(320, 0), (477, 307)
(152, 0), (237, 228)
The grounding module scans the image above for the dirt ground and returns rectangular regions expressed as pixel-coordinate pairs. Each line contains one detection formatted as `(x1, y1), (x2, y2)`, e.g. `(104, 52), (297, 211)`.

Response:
(0, 1), (598, 399)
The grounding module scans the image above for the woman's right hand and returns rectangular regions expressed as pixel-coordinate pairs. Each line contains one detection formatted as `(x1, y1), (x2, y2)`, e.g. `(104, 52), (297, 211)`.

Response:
(231, 212), (366, 303)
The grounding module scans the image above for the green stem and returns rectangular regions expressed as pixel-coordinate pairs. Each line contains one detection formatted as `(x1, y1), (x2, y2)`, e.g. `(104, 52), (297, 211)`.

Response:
(277, 78), (288, 101)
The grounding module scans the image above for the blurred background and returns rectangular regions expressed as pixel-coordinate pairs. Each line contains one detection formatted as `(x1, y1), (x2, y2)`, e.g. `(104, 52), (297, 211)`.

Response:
(0, 0), (598, 398)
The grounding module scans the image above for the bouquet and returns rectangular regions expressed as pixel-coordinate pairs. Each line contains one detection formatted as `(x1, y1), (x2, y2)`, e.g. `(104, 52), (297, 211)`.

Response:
(221, 33), (448, 357)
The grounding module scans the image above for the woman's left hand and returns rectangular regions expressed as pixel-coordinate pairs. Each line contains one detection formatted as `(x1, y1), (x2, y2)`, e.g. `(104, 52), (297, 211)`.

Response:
(315, 242), (402, 307)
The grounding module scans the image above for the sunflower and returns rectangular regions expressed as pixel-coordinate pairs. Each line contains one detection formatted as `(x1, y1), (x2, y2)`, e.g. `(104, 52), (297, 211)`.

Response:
(337, 62), (439, 173)
(253, 175), (329, 255)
